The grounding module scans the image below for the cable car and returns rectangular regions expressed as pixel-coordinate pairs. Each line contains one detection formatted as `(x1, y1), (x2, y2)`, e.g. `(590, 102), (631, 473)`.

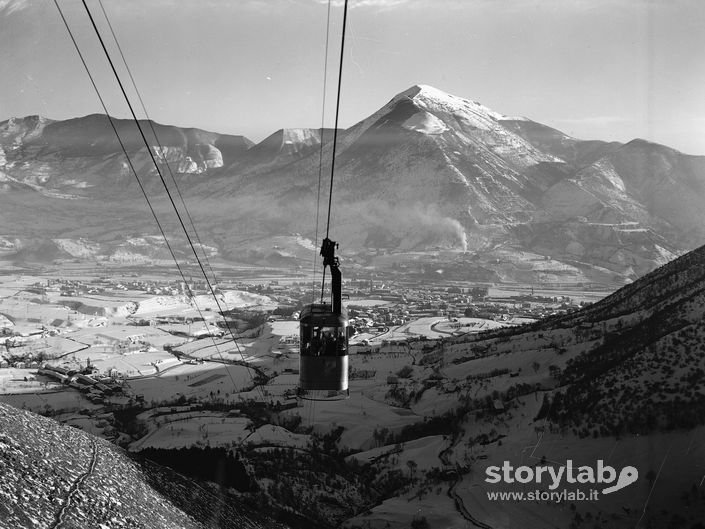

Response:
(299, 237), (350, 400)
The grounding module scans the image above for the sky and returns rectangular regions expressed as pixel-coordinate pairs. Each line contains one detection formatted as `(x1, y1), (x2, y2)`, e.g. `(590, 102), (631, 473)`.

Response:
(1, 0), (704, 154)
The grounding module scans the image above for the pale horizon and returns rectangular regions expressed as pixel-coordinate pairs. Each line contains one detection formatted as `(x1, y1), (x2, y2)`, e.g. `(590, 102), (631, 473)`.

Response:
(1, 0), (704, 154)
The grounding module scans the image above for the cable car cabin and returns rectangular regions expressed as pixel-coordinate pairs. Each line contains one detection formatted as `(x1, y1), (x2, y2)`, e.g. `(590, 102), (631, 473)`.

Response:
(299, 303), (349, 396)
(298, 237), (350, 400)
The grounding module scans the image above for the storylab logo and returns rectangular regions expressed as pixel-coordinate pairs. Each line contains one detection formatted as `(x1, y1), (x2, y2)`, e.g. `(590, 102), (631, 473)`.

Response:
(485, 460), (638, 502)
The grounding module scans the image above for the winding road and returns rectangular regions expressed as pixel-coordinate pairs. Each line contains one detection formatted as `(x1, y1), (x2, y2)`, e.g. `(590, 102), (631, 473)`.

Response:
(439, 435), (493, 529)
(50, 437), (99, 529)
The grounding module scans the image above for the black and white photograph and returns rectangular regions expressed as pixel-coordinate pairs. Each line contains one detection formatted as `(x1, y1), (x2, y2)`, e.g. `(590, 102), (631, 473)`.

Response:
(1, 1), (704, 528)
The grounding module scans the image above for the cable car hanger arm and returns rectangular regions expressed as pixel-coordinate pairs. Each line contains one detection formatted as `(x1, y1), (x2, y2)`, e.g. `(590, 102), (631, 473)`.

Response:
(320, 237), (342, 316)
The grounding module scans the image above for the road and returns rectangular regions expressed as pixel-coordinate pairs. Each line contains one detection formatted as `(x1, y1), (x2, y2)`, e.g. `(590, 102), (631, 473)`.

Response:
(58, 337), (91, 358)
(430, 321), (454, 336)
(439, 435), (494, 529)
(350, 325), (391, 345)
(51, 437), (99, 529)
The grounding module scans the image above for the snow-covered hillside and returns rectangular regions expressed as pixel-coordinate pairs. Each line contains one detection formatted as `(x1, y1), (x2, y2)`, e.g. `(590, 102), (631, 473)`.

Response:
(0, 402), (286, 529)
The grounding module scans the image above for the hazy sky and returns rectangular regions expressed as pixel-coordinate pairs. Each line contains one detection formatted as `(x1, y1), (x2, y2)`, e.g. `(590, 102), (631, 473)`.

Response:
(1, 0), (704, 154)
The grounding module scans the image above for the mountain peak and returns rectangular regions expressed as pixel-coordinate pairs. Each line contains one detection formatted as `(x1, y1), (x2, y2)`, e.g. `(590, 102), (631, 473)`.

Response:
(393, 84), (527, 122)
(623, 137), (679, 154)
(396, 84), (446, 101)
(393, 84), (459, 107)
(254, 127), (330, 154)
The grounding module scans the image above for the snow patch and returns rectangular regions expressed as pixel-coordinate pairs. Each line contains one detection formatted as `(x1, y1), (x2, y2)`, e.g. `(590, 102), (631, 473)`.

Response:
(133, 296), (190, 316)
(245, 424), (310, 449)
(401, 110), (448, 135)
(408, 84), (517, 122)
(595, 159), (626, 192)
(281, 128), (321, 148)
(295, 235), (317, 251)
(192, 290), (276, 311)
(53, 238), (101, 258)
(0, 236), (14, 251)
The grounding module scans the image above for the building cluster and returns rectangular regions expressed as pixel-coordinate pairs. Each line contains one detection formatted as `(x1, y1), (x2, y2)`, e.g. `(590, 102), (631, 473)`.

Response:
(1, 273), (591, 382)
(37, 364), (124, 404)
(238, 277), (585, 332)
(1, 329), (54, 368)
(20, 277), (221, 299)
(43, 277), (212, 297)
(0, 357), (42, 370)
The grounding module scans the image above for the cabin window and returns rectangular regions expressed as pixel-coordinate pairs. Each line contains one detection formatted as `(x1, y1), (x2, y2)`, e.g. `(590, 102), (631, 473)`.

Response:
(300, 324), (347, 356)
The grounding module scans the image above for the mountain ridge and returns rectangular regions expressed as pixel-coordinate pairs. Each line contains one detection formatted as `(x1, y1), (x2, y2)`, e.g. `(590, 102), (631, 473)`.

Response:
(1, 84), (704, 283)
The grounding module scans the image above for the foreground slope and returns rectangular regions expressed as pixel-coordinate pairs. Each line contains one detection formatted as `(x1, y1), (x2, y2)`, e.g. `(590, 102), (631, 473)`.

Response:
(445, 242), (705, 433)
(0, 403), (287, 529)
(349, 244), (705, 528)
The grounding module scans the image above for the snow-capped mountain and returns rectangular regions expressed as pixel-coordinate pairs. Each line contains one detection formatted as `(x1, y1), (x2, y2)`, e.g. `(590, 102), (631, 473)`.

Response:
(227, 127), (336, 175)
(228, 84), (703, 280)
(1, 85), (704, 283)
(0, 114), (253, 188)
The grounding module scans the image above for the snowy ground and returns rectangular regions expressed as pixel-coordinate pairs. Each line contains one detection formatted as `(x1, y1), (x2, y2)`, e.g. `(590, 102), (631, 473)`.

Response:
(129, 413), (313, 452)
(432, 316), (514, 335)
(0, 388), (99, 413)
(488, 285), (612, 304)
(246, 424), (311, 449)
(0, 368), (60, 394)
(130, 412), (252, 450)
(453, 397), (705, 529)
(347, 435), (446, 472)
(347, 299), (394, 308)
(342, 492), (464, 529)
(4, 270), (672, 528)
(126, 363), (256, 404)
(90, 351), (179, 377)
(288, 389), (421, 451)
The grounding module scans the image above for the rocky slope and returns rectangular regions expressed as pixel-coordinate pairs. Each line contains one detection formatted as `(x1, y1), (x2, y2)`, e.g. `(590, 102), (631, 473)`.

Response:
(0, 402), (287, 529)
(0, 114), (253, 191)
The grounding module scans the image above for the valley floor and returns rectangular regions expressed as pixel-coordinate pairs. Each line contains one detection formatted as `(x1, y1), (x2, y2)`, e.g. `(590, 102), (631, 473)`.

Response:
(2, 266), (703, 529)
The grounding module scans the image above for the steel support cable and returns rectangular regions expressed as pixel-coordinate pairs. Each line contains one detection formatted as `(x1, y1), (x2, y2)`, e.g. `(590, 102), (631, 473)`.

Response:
(319, 0), (348, 305)
(312, 0), (333, 305)
(324, 0), (348, 240)
(52, 0), (229, 382)
(79, 0), (264, 399)
(95, 0), (248, 386)
(96, 0), (220, 289)
(304, 0), (336, 412)
(53, 0), (234, 382)
(306, 0), (347, 410)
